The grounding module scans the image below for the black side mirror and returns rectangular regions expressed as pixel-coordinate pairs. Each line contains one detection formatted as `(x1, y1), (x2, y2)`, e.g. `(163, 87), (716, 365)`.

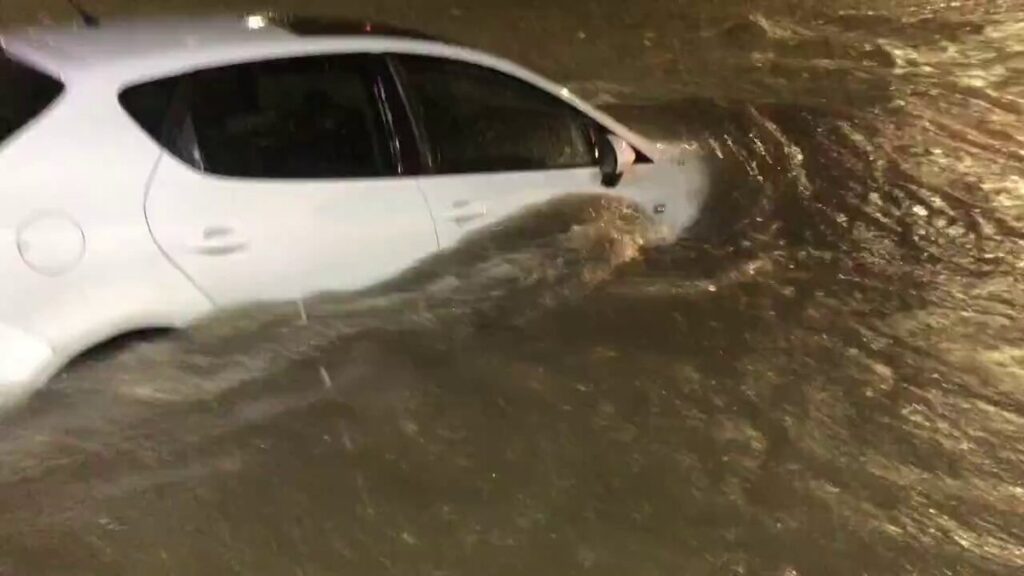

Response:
(597, 133), (636, 188)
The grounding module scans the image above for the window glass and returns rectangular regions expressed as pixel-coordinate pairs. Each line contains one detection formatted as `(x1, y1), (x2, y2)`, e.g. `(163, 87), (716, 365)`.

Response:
(120, 76), (180, 143)
(396, 56), (597, 174)
(0, 54), (63, 147)
(185, 56), (392, 178)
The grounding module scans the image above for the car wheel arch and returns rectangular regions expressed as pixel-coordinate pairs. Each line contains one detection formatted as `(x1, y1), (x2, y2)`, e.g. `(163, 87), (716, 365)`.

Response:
(51, 324), (179, 380)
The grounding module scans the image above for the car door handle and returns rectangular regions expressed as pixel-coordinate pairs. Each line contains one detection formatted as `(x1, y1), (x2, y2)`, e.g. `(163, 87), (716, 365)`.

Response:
(443, 201), (487, 225)
(189, 226), (248, 255)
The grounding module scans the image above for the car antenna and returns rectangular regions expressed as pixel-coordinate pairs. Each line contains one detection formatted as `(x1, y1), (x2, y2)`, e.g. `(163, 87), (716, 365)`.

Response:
(66, 0), (100, 27)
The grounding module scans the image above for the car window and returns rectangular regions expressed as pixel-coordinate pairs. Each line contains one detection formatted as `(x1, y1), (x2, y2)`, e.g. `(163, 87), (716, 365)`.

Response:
(122, 56), (396, 179)
(120, 76), (180, 144)
(189, 56), (394, 179)
(394, 55), (597, 174)
(0, 53), (63, 147)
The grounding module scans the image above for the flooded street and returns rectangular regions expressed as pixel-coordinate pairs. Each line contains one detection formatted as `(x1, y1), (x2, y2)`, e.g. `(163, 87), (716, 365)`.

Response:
(2, 0), (1024, 574)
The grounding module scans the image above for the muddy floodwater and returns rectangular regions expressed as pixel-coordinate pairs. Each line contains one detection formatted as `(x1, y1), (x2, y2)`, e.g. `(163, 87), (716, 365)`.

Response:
(1, 0), (1023, 574)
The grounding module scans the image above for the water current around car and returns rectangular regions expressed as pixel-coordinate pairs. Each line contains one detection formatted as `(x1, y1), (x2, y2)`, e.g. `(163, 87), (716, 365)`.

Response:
(1, 0), (1023, 573)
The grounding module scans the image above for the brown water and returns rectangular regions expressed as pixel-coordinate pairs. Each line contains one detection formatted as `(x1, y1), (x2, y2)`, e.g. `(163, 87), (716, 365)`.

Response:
(2, 1), (1024, 574)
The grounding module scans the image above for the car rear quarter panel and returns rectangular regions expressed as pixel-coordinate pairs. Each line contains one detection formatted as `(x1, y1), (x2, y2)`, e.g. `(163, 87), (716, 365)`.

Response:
(0, 75), (211, 362)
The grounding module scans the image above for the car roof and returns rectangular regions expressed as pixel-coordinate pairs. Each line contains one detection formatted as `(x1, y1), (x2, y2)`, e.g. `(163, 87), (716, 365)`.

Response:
(0, 14), (448, 80)
(0, 13), (661, 160)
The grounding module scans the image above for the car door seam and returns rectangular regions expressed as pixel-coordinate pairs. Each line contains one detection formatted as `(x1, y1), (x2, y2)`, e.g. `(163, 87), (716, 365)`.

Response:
(142, 151), (216, 307)
(384, 55), (441, 250)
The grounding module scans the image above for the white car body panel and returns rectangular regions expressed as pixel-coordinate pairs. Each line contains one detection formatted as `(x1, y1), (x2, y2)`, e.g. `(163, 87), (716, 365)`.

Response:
(420, 168), (607, 249)
(419, 161), (706, 248)
(146, 155), (439, 306)
(0, 16), (709, 395)
(0, 68), (213, 394)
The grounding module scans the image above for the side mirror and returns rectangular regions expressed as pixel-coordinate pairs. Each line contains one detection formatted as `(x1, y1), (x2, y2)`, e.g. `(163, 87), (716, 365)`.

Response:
(598, 133), (637, 188)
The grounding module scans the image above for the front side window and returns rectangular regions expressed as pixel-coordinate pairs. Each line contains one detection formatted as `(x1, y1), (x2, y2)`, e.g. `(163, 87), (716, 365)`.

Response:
(395, 55), (597, 174)
(122, 55), (395, 179)
(0, 53), (63, 147)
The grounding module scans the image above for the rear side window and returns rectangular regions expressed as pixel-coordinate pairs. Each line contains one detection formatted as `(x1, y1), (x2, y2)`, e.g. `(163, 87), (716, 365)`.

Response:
(120, 76), (180, 143)
(0, 54), (63, 146)
(190, 56), (392, 178)
(121, 55), (396, 179)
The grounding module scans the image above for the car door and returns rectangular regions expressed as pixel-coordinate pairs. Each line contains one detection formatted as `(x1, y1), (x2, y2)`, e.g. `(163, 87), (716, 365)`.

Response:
(390, 54), (684, 249)
(138, 54), (439, 307)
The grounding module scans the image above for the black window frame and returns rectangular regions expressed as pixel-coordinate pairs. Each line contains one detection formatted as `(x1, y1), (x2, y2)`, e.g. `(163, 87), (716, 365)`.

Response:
(120, 53), (418, 180)
(386, 54), (635, 176)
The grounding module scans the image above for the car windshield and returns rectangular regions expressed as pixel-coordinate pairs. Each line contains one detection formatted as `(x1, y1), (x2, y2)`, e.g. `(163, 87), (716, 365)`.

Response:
(0, 52), (63, 147)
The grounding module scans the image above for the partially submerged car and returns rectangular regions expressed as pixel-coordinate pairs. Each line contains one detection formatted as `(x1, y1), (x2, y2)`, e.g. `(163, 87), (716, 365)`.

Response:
(0, 14), (708, 392)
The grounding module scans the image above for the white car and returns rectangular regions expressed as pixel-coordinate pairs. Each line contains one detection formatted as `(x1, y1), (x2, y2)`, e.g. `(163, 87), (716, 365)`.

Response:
(0, 13), (707, 393)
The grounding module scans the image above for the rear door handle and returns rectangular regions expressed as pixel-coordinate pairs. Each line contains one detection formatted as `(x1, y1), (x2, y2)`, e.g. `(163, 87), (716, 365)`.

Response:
(189, 226), (248, 255)
(443, 200), (488, 226)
